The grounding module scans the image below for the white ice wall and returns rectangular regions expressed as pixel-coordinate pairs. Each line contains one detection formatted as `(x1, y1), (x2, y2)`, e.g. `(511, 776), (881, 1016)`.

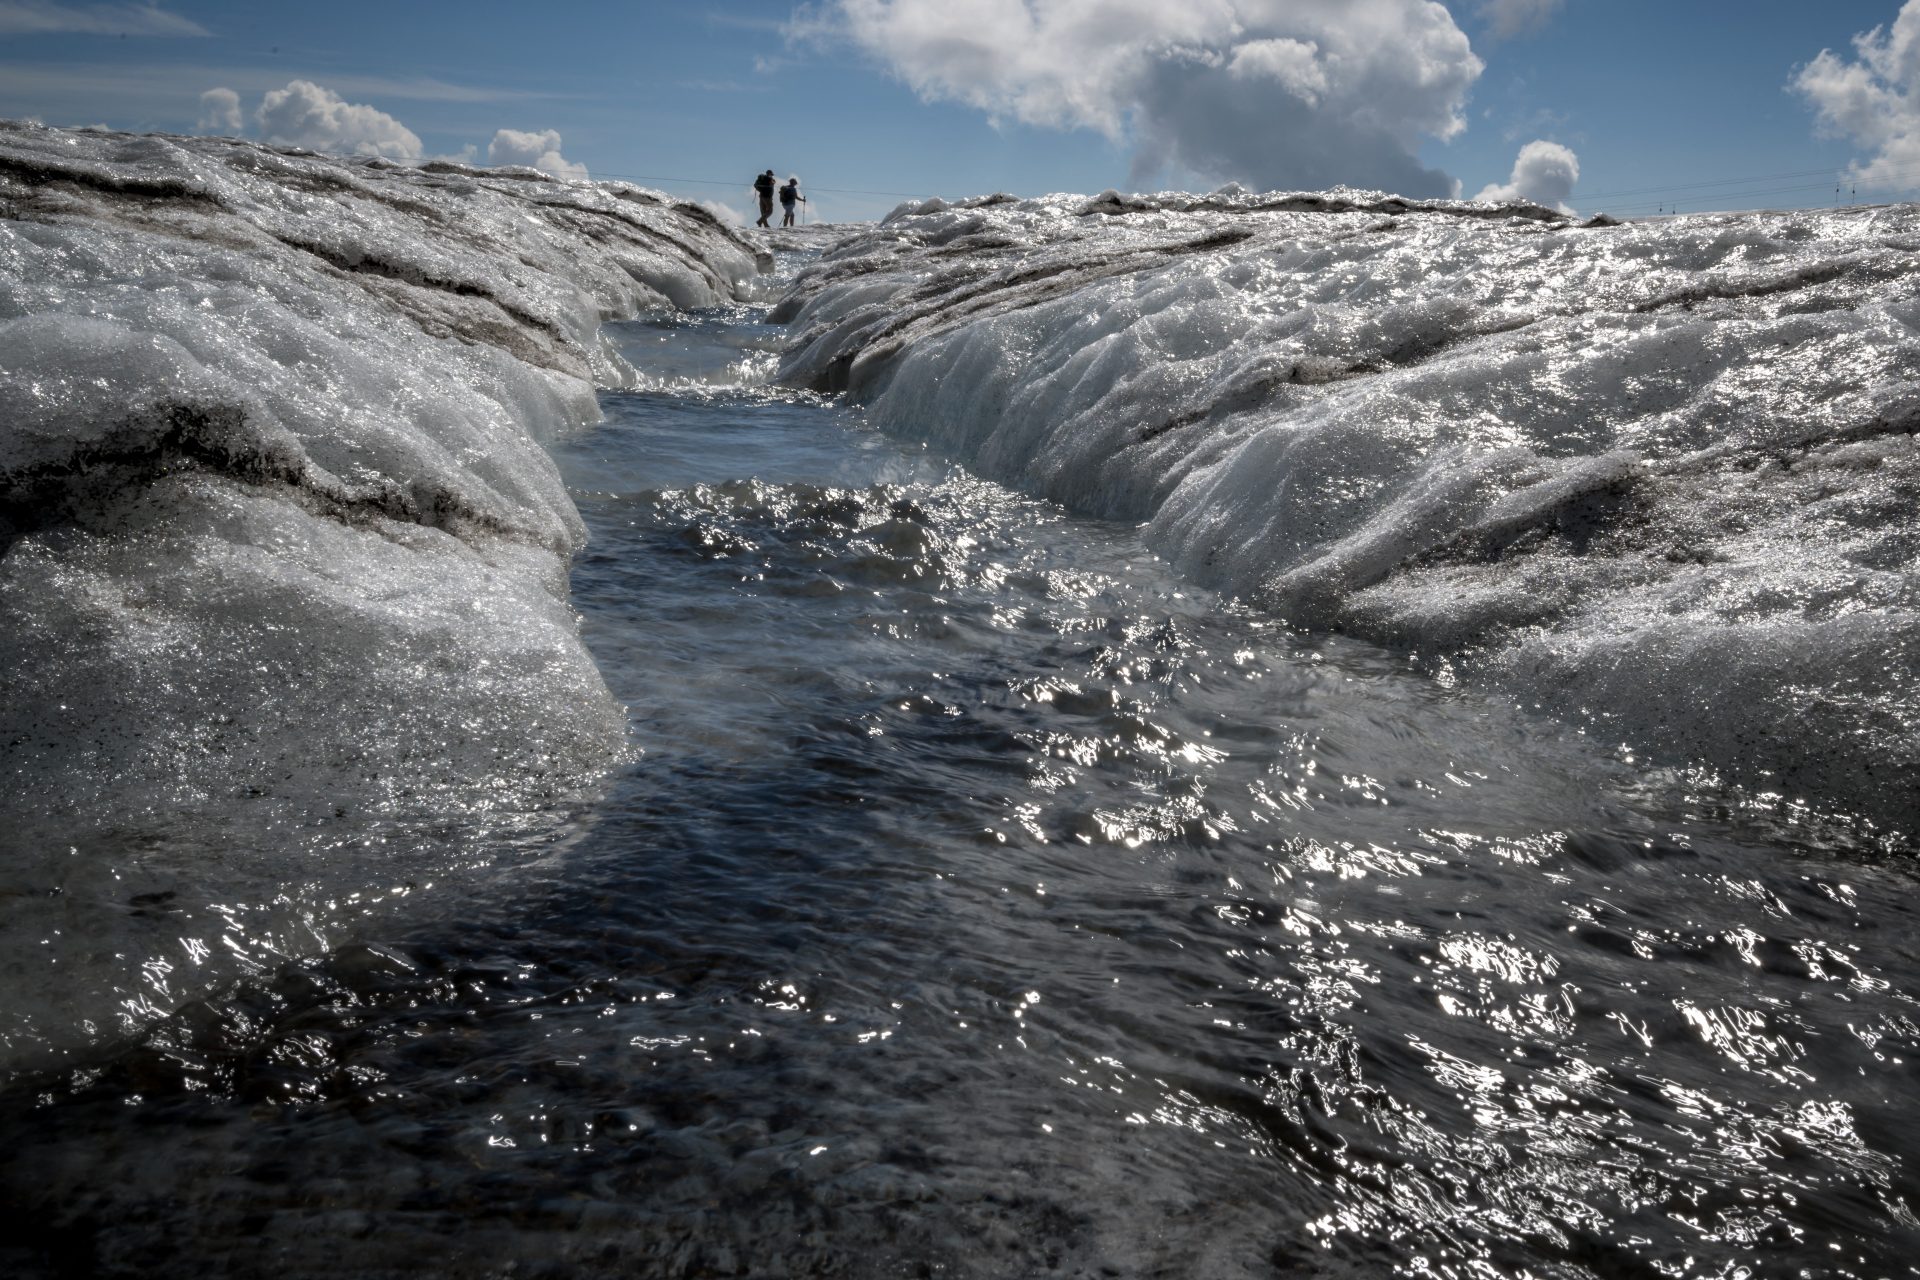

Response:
(0, 122), (763, 1072)
(775, 189), (1920, 834)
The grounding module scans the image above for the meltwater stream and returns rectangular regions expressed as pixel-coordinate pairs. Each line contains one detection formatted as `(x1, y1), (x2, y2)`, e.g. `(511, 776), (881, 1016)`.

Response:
(4, 263), (1918, 1279)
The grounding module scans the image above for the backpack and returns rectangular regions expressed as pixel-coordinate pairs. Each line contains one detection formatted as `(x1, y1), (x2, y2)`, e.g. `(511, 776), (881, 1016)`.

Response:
(754, 173), (774, 195)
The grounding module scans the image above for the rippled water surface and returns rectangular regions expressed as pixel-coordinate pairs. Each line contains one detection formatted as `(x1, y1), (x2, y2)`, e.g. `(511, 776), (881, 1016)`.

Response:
(4, 263), (1918, 1280)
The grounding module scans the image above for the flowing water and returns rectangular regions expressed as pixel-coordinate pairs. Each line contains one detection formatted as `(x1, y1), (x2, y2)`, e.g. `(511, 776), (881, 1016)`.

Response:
(3, 253), (1917, 1280)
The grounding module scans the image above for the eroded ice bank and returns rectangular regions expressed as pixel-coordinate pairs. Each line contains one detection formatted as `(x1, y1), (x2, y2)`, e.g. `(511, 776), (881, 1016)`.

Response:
(774, 188), (1920, 833)
(0, 122), (761, 1068)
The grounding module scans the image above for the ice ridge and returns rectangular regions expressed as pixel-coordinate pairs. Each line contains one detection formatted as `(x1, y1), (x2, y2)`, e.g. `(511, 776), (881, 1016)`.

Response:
(773, 189), (1920, 834)
(0, 122), (762, 1070)
(0, 121), (762, 808)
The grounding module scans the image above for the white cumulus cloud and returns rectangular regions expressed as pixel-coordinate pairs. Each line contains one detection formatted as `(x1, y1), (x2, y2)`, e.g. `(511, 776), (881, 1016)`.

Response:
(1476, 0), (1561, 40)
(1793, 1), (1920, 191)
(0, 1), (208, 36)
(256, 79), (423, 161)
(1474, 138), (1578, 209)
(793, 0), (1483, 197)
(196, 86), (241, 134)
(1227, 38), (1329, 106)
(487, 128), (588, 180)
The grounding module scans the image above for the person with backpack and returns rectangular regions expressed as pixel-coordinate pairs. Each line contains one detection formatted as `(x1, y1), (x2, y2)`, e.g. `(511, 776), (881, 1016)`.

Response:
(779, 176), (806, 227)
(752, 169), (776, 227)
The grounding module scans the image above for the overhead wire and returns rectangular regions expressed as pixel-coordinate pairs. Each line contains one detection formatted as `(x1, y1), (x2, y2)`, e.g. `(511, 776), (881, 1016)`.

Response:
(1579, 162), (1871, 202)
(592, 170), (926, 199)
(1582, 159), (1920, 213)
(586, 154), (1920, 220)
(1597, 174), (1920, 215)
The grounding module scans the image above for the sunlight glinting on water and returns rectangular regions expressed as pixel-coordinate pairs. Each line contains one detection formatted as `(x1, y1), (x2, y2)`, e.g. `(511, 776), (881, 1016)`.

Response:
(2, 242), (1915, 1280)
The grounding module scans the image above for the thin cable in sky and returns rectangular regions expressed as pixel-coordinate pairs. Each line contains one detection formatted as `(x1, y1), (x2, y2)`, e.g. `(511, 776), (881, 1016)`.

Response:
(1583, 159), (1920, 210)
(1596, 164), (1920, 213)
(595, 170), (926, 199)
(1580, 163), (1855, 202)
(592, 162), (1917, 217)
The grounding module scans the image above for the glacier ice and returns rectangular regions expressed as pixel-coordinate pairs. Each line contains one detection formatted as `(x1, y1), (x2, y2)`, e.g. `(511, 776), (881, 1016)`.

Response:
(774, 188), (1920, 832)
(0, 122), (763, 1070)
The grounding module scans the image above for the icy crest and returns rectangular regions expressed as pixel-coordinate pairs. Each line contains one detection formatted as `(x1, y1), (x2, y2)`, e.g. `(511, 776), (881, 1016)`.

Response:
(0, 122), (761, 1068)
(775, 190), (1920, 831)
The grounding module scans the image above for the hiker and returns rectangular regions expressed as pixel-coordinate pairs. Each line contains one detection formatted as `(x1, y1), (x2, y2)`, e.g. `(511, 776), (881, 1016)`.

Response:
(780, 176), (805, 227)
(752, 169), (776, 227)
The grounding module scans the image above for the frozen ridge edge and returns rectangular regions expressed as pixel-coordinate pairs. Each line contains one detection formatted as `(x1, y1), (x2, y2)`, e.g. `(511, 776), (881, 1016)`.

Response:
(0, 122), (764, 840)
(773, 189), (1920, 837)
(0, 119), (778, 1078)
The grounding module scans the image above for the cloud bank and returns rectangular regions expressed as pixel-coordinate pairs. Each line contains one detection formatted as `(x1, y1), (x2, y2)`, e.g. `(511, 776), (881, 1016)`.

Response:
(256, 79), (423, 161)
(196, 86), (241, 134)
(1793, 1), (1920, 191)
(0, 1), (207, 36)
(487, 128), (588, 180)
(1474, 138), (1577, 209)
(192, 82), (587, 179)
(795, 0), (1483, 197)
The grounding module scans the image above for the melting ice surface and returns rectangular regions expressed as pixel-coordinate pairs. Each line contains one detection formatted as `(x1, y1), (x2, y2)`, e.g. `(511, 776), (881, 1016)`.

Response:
(4, 129), (1920, 1279)
(4, 273), (1919, 1280)
(0, 123), (761, 1068)
(776, 189), (1920, 833)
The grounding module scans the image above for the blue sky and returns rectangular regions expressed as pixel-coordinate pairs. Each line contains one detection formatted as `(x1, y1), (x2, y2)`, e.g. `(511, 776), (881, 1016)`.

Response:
(0, 1), (1914, 221)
